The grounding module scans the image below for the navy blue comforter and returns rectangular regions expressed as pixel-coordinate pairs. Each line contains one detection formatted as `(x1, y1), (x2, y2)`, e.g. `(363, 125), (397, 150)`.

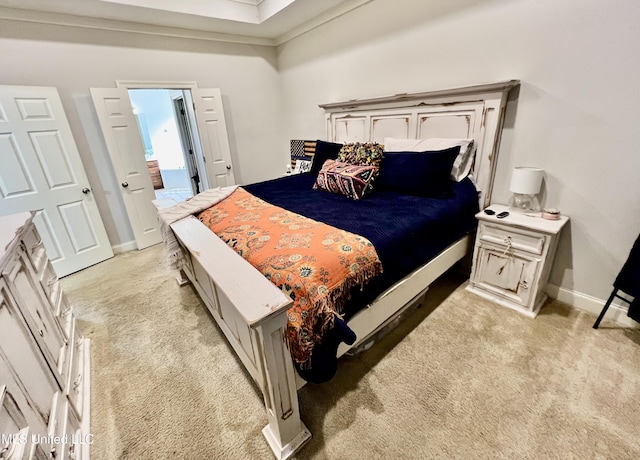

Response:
(244, 173), (479, 381)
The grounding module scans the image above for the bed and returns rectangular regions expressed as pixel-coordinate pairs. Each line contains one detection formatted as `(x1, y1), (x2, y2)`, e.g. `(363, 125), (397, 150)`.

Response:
(157, 81), (520, 459)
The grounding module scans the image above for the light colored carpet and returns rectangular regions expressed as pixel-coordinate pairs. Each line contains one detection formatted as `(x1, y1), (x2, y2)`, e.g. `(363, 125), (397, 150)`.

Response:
(61, 245), (640, 459)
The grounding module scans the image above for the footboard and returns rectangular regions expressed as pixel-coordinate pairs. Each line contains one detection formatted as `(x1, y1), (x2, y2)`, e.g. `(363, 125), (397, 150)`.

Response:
(170, 216), (311, 459)
(170, 215), (469, 459)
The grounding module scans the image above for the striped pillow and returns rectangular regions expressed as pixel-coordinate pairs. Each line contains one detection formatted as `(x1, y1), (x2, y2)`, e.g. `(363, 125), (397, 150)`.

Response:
(313, 160), (379, 200)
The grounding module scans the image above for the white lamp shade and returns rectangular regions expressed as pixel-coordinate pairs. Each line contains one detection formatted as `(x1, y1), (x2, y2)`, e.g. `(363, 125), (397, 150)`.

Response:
(509, 167), (544, 195)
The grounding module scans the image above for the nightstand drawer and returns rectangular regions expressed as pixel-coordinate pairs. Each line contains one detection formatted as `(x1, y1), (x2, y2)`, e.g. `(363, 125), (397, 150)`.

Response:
(478, 222), (545, 255)
(472, 245), (540, 307)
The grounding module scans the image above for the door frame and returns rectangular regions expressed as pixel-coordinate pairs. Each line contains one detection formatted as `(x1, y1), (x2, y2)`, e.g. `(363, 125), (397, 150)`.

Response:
(115, 80), (235, 189)
(116, 81), (199, 90)
(116, 81), (212, 195)
(171, 92), (206, 194)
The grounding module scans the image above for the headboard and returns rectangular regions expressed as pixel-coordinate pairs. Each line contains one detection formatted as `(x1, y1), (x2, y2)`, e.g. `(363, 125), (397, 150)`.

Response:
(319, 80), (520, 208)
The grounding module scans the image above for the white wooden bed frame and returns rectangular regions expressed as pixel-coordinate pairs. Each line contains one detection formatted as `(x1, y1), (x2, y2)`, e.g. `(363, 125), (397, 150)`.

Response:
(162, 81), (519, 459)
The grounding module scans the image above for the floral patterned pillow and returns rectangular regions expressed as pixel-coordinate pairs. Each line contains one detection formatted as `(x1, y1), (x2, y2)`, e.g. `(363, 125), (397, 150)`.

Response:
(313, 159), (379, 200)
(338, 142), (385, 167)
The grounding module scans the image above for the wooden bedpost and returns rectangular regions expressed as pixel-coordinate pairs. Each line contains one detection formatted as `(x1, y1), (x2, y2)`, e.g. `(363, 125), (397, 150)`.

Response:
(255, 313), (311, 459)
(166, 216), (311, 459)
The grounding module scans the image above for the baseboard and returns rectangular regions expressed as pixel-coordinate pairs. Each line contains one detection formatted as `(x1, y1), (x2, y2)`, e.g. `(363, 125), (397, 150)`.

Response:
(546, 283), (638, 329)
(111, 240), (137, 254)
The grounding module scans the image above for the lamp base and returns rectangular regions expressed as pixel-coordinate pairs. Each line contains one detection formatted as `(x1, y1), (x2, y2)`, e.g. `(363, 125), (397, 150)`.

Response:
(509, 193), (540, 213)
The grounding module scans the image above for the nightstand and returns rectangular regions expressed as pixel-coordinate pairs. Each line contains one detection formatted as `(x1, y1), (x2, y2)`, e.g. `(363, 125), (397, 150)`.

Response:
(466, 204), (569, 317)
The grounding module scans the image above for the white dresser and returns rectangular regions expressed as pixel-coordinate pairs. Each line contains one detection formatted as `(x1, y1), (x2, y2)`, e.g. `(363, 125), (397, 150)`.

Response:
(0, 212), (91, 459)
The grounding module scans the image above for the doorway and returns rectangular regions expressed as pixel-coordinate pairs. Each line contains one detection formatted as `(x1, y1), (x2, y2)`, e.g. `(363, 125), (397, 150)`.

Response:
(128, 88), (205, 203)
(91, 84), (235, 250)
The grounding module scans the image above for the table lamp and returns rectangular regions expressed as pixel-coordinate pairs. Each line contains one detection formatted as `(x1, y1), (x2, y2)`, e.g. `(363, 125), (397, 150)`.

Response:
(509, 166), (544, 212)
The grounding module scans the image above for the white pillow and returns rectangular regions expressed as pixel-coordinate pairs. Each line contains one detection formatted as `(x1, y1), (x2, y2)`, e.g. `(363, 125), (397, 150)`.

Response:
(383, 137), (475, 182)
(293, 159), (312, 174)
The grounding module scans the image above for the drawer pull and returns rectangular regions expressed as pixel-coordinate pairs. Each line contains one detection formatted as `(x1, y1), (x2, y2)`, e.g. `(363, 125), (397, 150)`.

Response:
(48, 275), (59, 286)
(33, 239), (44, 249)
(76, 335), (85, 349)
(61, 305), (73, 317)
(520, 280), (529, 289)
(73, 373), (83, 390)
(39, 329), (44, 337)
(50, 445), (57, 458)
(501, 237), (513, 257)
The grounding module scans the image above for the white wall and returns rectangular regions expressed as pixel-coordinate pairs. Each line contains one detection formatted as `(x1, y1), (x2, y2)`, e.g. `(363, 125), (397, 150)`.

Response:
(276, 0), (640, 307)
(129, 89), (185, 170)
(0, 19), (285, 248)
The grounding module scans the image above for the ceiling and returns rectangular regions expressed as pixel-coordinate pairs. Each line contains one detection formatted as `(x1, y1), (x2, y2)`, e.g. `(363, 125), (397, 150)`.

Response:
(0, 0), (372, 45)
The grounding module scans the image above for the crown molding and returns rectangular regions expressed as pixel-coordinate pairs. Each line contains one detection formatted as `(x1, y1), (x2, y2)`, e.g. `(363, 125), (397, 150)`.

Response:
(0, 1), (374, 47)
(274, 0), (372, 46)
(0, 6), (276, 46)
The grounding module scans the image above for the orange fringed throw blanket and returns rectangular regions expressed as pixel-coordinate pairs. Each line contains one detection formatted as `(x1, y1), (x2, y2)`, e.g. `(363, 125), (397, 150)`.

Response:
(197, 187), (383, 366)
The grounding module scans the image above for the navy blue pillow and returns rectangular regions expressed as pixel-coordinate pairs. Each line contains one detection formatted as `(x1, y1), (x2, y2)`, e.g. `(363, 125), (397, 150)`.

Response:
(310, 140), (343, 175)
(377, 146), (461, 197)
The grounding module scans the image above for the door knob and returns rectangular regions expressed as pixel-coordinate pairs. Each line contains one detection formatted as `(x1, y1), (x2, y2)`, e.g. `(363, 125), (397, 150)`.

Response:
(82, 188), (91, 194)
(226, 165), (231, 170)
(121, 182), (129, 188)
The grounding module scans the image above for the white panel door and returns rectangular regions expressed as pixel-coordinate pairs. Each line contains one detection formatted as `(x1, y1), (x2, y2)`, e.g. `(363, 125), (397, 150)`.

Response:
(0, 86), (113, 277)
(90, 88), (161, 250)
(192, 88), (236, 188)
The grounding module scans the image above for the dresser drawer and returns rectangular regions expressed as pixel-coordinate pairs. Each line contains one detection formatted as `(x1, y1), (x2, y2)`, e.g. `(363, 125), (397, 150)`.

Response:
(64, 406), (83, 460)
(478, 222), (545, 255)
(39, 260), (61, 311)
(66, 333), (88, 421)
(0, 282), (60, 424)
(0, 426), (30, 460)
(20, 224), (46, 273)
(58, 297), (74, 340)
(47, 391), (67, 444)
(3, 252), (67, 386)
(0, 386), (30, 460)
(47, 393), (81, 460)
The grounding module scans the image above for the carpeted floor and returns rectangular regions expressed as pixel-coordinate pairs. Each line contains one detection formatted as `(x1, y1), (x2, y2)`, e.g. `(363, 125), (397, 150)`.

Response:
(61, 244), (640, 459)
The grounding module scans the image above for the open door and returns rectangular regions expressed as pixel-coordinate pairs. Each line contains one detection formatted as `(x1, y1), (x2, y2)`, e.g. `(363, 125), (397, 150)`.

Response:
(0, 85), (113, 276)
(192, 88), (236, 188)
(173, 94), (203, 194)
(90, 88), (162, 250)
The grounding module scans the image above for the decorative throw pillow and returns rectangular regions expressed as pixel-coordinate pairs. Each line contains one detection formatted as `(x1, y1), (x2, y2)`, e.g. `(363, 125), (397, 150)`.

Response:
(310, 140), (343, 175)
(383, 137), (475, 182)
(293, 159), (312, 174)
(313, 159), (379, 200)
(338, 142), (385, 167)
(377, 146), (461, 197)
